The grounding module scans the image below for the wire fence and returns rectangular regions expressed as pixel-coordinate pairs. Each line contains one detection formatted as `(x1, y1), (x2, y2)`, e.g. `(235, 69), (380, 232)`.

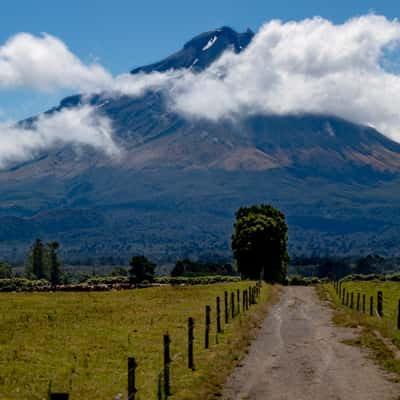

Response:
(332, 280), (400, 331)
(48, 283), (263, 400)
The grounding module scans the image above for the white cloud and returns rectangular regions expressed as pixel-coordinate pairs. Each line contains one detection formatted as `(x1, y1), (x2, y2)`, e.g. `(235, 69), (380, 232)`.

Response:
(0, 105), (120, 168)
(2, 13), (400, 164)
(0, 33), (112, 91)
(167, 15), (400, 142)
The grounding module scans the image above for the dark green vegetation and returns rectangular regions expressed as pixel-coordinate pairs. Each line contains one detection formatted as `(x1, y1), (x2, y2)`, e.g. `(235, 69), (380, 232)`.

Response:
(171, 259), (236, 277)
(0, 282), (275, 399)
(232, 204), (289, 283)
(24, 239), (64, 284)
(0, 275), (241, 292)
(128, 255), (155, 283)
(0, 262), (11, 278)
(324, 281), (400, 377)
(289, 255), (400, 279)
(1, 28), (400, 264)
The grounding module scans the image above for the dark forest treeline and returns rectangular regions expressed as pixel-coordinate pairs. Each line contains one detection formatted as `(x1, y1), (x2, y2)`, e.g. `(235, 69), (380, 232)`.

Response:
(289, 254), (400, 279)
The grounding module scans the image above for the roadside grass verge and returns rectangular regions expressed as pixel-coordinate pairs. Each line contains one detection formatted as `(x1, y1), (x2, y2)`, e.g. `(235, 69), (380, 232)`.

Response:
(319, 283), (400, 379)
(0, 281), (279, 399)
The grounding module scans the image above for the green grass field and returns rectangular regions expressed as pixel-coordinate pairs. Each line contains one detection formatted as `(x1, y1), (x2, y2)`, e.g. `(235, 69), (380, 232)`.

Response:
(325, 280), (400, 376)
(334, 281), (400, 345)
(0, 282), (274, 400)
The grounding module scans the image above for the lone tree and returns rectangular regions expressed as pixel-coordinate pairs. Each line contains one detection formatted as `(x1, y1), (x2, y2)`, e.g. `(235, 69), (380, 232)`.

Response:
(129, 256), (156, 284)
(0, 262), (12, 278)
(48, 241), (62, 286)
(26, 239), (46, 279)
(231, 204), (289, 283)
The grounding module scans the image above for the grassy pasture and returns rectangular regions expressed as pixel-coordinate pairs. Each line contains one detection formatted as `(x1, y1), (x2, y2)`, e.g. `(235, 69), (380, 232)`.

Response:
(335, 281), (400, 346)
(325, 280), (400, 376)
(0, 282), (274, 399)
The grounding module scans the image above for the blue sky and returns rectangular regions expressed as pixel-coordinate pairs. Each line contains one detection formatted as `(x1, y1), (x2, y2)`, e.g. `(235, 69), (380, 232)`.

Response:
(0, 0), (399, 120)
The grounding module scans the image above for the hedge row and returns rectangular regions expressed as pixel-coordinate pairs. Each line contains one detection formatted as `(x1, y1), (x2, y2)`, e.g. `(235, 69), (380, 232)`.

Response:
(0, 275), (241, 292)
(341, 273), (400, 282)
(0, 278), (51, 292)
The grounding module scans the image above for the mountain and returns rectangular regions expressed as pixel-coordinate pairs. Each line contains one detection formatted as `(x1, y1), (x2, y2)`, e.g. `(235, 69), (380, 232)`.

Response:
(1, 27), (400, 264)
(131, 26), (254, 74)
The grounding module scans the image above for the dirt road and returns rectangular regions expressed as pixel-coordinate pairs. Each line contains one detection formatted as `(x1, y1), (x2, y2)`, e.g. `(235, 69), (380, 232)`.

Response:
(223, 286), (400, 400)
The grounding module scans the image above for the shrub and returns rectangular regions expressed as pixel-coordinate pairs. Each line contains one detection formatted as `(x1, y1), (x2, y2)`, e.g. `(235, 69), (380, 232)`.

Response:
(0, 278), (50, 292)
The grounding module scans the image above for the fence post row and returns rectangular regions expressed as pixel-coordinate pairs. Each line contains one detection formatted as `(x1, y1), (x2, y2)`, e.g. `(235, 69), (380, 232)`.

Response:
(231, 292), (235, 319)
(377, 291), (383, 317)
(225, 291), (229, 324)
(205, 306), (211, 349)
(397, 299), (400, 330)
(164, 334), (171, 398)
(188, 318), (194, 370)
(237, 289), (240, 315)
(362, 294), (366, 313)
(216, 297), (222, 334)
(339, 287), (399, 330)
(370, 296), (374, 317)
(128, 357), (138, 400)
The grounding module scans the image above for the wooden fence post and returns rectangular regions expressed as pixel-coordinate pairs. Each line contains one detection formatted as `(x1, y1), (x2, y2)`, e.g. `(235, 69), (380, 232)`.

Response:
(242, 289), (246, 312)
(346, 292), (349, 307)
(356, 293), (360, 311)
(362, 294), (366, 313)
(224, 291), (229, 324)
(231, 293), (235, 319)
(342, 288), (345, 305)
(397, 299), (400, 330)
(216, 297), (222, 334)
(50, 395), (69, 400)
(370, 296), (374, 317)
(350, 292), (354, 309)
(377, 291), (383, 317)
(237, 289), (240, 314)
(128, 357), (137, 400)
(205, 306), (211, 349)
(188, 318), (194, 370)
(164, 334), (171, 397)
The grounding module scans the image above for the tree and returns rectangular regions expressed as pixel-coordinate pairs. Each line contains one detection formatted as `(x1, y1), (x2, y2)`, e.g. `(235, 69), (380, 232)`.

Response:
(48, 242), (62, 286)
(110, 267), (128, 276)
(231, 204), (289, 283)
(26, 239), (46, 279)
(171, 260), (186, 277)
(0, 262), (12, 278)
(128, 256), (156, 283)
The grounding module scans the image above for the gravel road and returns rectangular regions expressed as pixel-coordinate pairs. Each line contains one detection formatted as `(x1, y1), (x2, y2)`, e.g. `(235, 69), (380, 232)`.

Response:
(223, 286), (400, 400)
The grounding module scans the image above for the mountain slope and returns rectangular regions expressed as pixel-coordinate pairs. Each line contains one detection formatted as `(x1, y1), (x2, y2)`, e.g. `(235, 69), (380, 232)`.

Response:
(1, 27), (400, 263)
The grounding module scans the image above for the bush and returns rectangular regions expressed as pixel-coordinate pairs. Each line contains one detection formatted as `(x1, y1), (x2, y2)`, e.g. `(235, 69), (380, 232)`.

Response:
(85, 276), (129, 285)
(0, 278), (50, 292)
(288, 276), (322, 286)
(155, 275), (241, 285)
(340, 273), (400, 282)
(341, 274), (386, 282)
